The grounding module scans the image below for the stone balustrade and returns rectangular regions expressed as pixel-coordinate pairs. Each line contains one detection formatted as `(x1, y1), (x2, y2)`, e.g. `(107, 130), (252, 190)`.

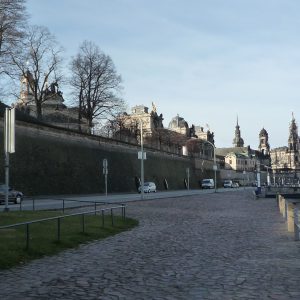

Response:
(277, 194), (300, 240)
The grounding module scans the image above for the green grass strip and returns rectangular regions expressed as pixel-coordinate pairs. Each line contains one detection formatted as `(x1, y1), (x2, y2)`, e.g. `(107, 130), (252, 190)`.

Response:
(0, 210), (138, 269)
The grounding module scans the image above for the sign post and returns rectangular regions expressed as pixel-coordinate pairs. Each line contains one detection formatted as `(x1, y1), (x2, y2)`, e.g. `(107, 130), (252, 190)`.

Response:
(4, 107), (15, 212)
(186, 167), (190, 190)
(103, 158), (108, 197)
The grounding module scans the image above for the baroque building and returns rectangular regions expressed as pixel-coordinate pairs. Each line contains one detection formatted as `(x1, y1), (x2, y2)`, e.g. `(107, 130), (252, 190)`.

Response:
(270, 114), (300, 171)
(216, 118), (270, 172)
(114, 103), (214, 159)
(15, 71), (88, 132)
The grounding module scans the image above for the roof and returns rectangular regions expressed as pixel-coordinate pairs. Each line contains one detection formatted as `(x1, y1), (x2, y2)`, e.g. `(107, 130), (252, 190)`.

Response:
(225, 152), (250, 159)
(215, 147), (249, 157)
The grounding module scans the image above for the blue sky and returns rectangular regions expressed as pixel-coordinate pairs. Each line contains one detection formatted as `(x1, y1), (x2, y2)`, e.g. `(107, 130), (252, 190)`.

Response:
(26, 0), (300, 148)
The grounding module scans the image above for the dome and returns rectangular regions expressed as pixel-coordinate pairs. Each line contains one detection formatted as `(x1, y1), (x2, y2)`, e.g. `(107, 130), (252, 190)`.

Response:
(259, 128), (268, 137)
(168, 115), (188, 129)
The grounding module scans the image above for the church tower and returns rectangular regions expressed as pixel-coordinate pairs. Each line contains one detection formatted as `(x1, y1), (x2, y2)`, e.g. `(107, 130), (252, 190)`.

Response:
(288, 113), (299, 151)
(233, 116), (244, 147)
(258, 128), (270, 155)
(288, 113), (299, 169)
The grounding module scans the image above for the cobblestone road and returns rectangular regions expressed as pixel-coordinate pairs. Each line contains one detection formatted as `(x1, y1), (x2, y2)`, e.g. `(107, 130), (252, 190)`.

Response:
(1, 190), (300, 299)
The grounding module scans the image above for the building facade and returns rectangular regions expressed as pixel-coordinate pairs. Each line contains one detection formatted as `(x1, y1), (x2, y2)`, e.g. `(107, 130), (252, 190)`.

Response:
(16, 72), (88, 132)
(270, 115), (300, 171)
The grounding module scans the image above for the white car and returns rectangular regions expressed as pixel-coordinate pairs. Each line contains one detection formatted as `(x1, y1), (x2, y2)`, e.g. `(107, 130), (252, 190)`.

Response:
(201, 179), (214, 189)
(138, 182), (157, 193)
(223, 180), (233, 188)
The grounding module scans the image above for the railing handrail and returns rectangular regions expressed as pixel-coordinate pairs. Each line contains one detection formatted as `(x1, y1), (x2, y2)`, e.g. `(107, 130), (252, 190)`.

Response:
(21, 196), (107, 204)
(0, 205), (125, 230)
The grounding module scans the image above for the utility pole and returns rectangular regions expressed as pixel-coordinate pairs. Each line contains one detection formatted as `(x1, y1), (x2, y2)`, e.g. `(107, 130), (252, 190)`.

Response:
(103, 159), (108, 197)
(138, 119), (146, 200)
(4, 107), (15, 212)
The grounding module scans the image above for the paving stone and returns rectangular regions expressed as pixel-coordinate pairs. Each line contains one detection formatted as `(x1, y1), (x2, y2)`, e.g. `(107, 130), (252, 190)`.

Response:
(0, 191), (300, 299)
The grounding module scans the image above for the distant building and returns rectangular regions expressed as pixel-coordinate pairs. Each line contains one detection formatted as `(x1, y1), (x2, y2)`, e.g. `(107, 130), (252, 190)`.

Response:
(15, 71), (89, 132)
(115, 103), (214, 159)
(225, 152), (257, 171)
(270, 114), (300, 171)
(216, 118), (270, 171)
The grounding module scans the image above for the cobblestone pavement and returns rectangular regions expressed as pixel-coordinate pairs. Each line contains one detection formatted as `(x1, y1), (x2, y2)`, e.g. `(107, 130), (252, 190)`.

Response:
(1, 190), (300, 299)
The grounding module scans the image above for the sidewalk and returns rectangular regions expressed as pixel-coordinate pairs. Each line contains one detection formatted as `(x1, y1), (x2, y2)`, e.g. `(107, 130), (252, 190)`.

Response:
(0, 190), (299, 299)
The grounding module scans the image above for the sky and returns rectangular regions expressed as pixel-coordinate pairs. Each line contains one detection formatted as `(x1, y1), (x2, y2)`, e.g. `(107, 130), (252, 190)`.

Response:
(26, 0), (300, 148)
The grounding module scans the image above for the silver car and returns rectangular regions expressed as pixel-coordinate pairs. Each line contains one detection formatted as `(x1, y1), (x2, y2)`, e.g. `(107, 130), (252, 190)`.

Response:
(138, 182), (157, 193)
(0, 184), (23, 204)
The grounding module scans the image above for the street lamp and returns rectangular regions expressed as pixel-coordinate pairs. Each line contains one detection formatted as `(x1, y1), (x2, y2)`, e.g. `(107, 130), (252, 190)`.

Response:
(203, 140), (217, 192)
(138, 119), (145, 200)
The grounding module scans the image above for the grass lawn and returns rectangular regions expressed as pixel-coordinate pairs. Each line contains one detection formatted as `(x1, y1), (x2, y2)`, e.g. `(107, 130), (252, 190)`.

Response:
(0, 210), (138, 269)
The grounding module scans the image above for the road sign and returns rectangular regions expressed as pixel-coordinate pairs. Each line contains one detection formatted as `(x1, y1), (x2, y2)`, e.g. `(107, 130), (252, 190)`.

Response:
(138, 151), (146, 160)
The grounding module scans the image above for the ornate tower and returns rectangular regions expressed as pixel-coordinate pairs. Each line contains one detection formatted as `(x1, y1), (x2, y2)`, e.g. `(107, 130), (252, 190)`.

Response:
(288, 113), (299, 169)
(288, 114), (299, 151)
(233, 116), (244, 147)
(258, 128), (270, 155)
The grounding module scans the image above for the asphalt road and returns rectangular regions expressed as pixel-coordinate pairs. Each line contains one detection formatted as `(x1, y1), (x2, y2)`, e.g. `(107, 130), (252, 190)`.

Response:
(2, 187), (254, 212)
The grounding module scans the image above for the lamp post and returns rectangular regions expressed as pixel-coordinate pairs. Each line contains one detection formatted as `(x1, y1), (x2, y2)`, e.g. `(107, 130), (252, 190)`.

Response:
(263, 165), (272, 187)
(139, 119), (144, 200)
(203, 140), (217, 192)
(243, 169), (246, 190)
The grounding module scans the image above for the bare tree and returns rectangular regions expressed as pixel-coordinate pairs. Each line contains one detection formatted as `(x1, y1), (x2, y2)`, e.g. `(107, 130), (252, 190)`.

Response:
(11, 25), (63, 119)
(0, 0), (28, 96)
(70, 40), (124, 132)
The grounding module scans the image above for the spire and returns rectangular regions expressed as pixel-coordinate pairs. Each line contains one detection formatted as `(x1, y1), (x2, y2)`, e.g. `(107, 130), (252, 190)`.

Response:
(233, 116), (244, 147)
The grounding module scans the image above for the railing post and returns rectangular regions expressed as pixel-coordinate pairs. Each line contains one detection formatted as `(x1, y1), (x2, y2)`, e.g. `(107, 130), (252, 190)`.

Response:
(82, 214), (85, 233)
(111, 208), (114, 227)
(122, 204), (126, 220)
(63, 199), (65, 214)
(57, 218), (61, 242)
(26, 223), (29, 250)
(33, 198), (35, 211)
(19, 199), (22, 211)
(94, 202), (97, 215)
(102, 209), (105, 227)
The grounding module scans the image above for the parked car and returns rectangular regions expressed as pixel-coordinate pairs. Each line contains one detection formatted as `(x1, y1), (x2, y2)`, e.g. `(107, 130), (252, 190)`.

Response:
(0, 184), (23, 204)
(201, 179), (214, 189)
(138, 182), (157, 193)
(223, 180), (233, 188)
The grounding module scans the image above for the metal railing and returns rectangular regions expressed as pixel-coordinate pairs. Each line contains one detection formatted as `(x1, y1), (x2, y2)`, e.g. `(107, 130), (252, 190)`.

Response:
(0, 205), (126, 250)
(4, 196), (108, 213)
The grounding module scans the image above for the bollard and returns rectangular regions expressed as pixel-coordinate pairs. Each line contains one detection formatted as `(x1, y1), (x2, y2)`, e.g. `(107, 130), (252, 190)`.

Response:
(294, 207), (299, 241)
(287, 202), (295, 232)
